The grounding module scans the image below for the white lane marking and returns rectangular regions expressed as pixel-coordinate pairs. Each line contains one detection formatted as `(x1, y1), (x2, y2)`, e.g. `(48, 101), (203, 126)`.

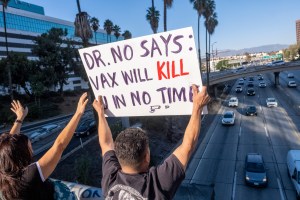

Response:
(239, 126), (242, 137)
(232, 171), (237, 200)
(277, 178), (285, 200)
(264, 126), (269, 137)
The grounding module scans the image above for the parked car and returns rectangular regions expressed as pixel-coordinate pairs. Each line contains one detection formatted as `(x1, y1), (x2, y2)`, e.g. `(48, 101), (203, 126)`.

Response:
(259, 82), (267, 88)
(246, 105), (257, 116)
(74, 119), (96, 137)
(221, 111), (235, 125)
(30, 124), (59, 143)
(266, 98), (278, 107)
(235, 86), (243, 93)
(245, 153), (268, 187)
(288, 73), (294, 78)
(228, 97), (238, 107)
(288, 81), (297, 88)
(247, 88), (255, 96)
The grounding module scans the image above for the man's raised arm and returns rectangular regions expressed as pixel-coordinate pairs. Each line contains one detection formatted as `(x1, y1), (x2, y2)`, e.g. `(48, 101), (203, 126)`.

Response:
(173, 85), (210, 171)
(93, 95), (114, 156)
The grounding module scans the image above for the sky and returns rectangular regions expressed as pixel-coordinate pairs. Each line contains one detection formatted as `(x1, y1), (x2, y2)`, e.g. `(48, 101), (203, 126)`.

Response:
(27, 0), (299, 54)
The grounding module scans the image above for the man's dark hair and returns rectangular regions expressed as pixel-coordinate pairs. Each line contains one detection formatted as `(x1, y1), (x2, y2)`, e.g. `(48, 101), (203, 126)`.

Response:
(115, 128), (149, 168)
(0, 133), (33, 199)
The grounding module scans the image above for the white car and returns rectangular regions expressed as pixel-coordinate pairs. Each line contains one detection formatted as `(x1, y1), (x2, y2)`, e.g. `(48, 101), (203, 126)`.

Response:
(259, 82), (267, 88)
(271, 60), (285, 66)
(228, 97), (238, 107)
(288, 73), (294, 78)
(30, 124), (59, 143)
(266, 98), (278, 107)
(235, 86), (243, 93)
(222, 111), (235, 125)
(288, 81), (297, 88)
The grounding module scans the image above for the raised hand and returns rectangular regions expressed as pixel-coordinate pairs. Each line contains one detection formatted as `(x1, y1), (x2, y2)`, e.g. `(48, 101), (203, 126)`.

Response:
(10, 100), (28, 121)
(192, 85), (210, 111)
(76, 92), (89, 115)
(93, 95), (105, 116)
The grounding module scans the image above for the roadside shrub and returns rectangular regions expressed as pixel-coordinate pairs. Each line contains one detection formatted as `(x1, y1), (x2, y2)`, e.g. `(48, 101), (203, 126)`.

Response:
(75, 151), (92, 185)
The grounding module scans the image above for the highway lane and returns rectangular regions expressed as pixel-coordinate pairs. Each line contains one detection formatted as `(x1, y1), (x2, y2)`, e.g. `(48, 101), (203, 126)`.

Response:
(186, 73), (300, 200)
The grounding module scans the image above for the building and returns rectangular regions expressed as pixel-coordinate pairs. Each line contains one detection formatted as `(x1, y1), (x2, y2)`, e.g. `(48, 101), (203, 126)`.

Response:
(0, 0), (122, 92)
(297, 19), (300, 45)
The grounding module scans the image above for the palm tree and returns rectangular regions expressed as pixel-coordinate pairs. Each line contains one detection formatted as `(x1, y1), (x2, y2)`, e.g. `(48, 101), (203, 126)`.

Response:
(203, 0), (216, 88)
(74, 0), (92, 47)
(122, 30), (132, 40)
(206, 12), (218, 59)
(90, 17), (100, 44)
(146, 0), (160, 33)
(1, 0), (13, 100)
(190, 0), (207, 77)
(113, 25), (121, 41)
(163, 0), (173, 32)
(103, 19), (114, 43)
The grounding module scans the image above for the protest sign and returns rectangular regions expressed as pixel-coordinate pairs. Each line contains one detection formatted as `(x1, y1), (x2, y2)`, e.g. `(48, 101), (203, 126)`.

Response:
(78, 27), (202, 117)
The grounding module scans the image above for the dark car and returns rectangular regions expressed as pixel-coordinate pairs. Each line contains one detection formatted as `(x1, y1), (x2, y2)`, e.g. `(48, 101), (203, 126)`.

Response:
(74, 119), (96, 137)
(246, 105), (257, 116)
(245, 153), (268, 187)
(248, 83), (254, 87)
(247, 88), (255, 96)
(258, 76), (264, 80)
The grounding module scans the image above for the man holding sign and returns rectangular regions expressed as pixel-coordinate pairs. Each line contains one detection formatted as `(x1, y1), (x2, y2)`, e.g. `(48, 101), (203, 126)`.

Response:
(92, 85), (210, 199)
(79, 27), (210, 199)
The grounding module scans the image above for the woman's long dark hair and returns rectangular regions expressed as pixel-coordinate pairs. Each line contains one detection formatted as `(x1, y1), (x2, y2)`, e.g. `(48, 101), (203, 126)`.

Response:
(0, 133), (33, 199)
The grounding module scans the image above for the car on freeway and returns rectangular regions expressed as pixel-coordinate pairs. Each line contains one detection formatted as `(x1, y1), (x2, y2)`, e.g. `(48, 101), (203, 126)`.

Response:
(258, 76), (264, 80)
(235, 86), (243, 93)
(288, 81), (297, 88)
(271, 60), (285, 66)
(228, 97), (238, 107)
(266, 98), (278, 107)
(247, 88), (255, 96)
(249, 77), (254, 81)
(288, 73), (294, 78)
(248, 82), (254, 87)
(259, 82), (267, 88)
(238, 81), (244, 85)
(246, 105), (257, 116)
(30, 124), (59, 143)
(221, 111), (235, 125)
(74, 119), (96, 137)
(245, 153), (268, 187)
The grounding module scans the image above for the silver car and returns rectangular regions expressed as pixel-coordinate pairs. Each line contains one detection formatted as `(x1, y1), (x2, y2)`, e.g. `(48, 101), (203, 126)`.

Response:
(30, 124), (59, 143)
(245, 153), (268, 187)
(221, 111), (235, 125)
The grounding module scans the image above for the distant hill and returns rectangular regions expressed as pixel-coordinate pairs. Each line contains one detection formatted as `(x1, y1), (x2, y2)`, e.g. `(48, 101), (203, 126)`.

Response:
(218, 44), (290, 57)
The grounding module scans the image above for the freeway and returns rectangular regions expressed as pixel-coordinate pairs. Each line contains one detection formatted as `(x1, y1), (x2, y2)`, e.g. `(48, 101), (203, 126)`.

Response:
(183, 71), (300, 199)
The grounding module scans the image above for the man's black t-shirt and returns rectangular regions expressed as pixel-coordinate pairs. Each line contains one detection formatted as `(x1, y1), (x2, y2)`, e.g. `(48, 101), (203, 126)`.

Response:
(102, 150), (185, 200)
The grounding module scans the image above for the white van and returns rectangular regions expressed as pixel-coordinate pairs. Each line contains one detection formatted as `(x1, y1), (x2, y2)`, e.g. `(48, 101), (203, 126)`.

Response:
(228, 97), (238, 107)
(287, 150), (300, 198)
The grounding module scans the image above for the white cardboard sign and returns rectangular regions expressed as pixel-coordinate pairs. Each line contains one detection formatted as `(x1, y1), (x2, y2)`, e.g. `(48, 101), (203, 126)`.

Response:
(78, 27), (202, 117)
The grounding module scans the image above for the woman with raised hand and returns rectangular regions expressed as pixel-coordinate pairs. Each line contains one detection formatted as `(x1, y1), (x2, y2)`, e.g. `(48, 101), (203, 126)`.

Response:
(0, 93), (88, 200)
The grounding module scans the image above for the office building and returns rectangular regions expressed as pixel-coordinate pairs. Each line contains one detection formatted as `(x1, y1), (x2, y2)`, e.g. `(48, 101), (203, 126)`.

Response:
(0, 0), (121, 91)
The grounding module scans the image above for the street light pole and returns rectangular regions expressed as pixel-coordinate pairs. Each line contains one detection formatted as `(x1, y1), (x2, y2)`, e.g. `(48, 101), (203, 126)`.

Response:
(211, 42), (217, 72)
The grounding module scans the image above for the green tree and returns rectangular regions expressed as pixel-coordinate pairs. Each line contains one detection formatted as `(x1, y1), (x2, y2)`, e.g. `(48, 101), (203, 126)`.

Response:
(32, 28), (75, 95)
(113, 24), (121, 40)
(163, 0), (173, 32)
(74, 0), (92, 47)
(216, 60), (229, 71)
(146, 0), (160, 33)
(104, 19), (114, 42)
(5, 52), (33, 96)
(122, 30), (132, 40)
(1, 0), (13, 100)
(90, 17), (100, 44)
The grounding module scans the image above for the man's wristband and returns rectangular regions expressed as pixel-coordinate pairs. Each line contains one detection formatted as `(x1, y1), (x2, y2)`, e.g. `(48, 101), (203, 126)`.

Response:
(15, 119), (23, 124)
